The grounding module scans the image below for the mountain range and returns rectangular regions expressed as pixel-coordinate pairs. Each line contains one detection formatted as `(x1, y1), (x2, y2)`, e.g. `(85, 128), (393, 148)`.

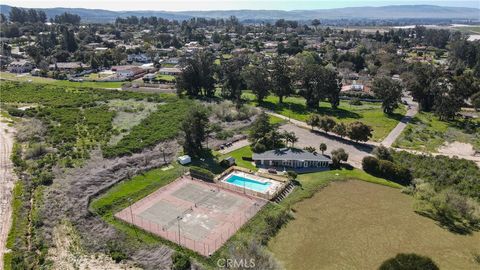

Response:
(0, 4), (479, 23)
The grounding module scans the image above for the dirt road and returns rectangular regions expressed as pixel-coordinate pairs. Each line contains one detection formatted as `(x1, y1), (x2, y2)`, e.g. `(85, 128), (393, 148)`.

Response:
(0, 118), (15, 270)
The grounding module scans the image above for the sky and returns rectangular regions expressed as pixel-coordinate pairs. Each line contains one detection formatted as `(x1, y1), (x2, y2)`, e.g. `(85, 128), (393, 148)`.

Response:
(2, 0), (479, 11)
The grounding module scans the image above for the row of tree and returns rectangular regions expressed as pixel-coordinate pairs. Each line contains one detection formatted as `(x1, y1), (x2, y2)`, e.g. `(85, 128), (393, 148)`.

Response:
(306, 114), (373, 142)
(177, 51), (342, 110)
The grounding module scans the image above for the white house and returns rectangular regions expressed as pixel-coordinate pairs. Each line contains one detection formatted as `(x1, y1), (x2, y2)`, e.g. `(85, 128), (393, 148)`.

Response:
(159, 67), (182, 76)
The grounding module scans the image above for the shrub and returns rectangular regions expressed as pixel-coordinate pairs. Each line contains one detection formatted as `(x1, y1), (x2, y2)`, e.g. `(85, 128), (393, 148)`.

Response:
(379, 253), (439, 270)
(372, 145), (393, 161)
(171, 252), (191, 270)
(362, 156), (412, 185)
(349, 98), (363, 105)
(189, 166), (215, 182)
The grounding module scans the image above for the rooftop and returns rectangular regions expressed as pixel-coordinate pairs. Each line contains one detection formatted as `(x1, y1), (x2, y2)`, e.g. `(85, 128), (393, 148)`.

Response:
(252, 148), (331, 162)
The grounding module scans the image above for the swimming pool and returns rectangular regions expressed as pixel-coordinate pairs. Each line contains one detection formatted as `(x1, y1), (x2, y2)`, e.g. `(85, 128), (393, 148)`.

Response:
(225, 174), (272, 193)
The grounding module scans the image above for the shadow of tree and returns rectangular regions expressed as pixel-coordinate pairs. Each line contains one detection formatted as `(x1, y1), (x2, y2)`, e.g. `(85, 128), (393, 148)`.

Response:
(415, 210), (479, 235)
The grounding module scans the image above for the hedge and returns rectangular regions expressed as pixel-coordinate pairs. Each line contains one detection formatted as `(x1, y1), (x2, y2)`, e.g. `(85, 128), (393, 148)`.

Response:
(189, 166), (215, 182)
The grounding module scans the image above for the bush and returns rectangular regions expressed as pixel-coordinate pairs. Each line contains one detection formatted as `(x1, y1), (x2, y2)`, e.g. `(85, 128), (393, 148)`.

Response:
(379, 253), (439, 270)
(189, 166), (215, 182)
(171, 252), (191, 270)
(7, 107), (25, 117)
(362, 156), (412, 185)
(349, 98), (363, 105)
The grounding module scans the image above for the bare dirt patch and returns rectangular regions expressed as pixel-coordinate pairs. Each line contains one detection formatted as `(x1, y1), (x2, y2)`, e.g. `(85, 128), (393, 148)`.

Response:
(269, 180), (480, 270)
(0, 118), (16, 269)
(48, 222), (140, 270)
(438, 141), (476, 156)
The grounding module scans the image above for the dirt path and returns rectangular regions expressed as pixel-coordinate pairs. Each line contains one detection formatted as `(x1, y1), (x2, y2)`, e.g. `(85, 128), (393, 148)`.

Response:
(381, 96), (419, 147)
(0, 118), (15, 270)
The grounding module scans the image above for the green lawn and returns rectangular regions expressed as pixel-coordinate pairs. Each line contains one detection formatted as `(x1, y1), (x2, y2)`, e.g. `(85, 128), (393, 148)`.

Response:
(0, 72), (124, 89)
(393, 111), (480, 152)
(220, 145), (257, 171)
(243, 93), (406, 141)
(156, 74), (176, 82)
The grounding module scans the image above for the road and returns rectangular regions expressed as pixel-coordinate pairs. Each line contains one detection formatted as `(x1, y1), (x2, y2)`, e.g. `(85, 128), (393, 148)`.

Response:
(0, 118), (15, 270)
(381, 96), (419, 147)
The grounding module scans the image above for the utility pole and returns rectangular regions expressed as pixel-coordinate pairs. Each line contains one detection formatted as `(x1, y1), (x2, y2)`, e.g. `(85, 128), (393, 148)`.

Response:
(128, 198), (139, 239)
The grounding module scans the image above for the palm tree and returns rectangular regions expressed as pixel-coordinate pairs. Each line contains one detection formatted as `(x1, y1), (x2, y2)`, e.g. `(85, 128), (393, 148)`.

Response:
(319, 143), (327, 154)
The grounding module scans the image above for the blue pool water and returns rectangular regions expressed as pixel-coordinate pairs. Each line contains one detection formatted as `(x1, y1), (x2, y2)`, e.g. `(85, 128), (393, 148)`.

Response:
(225, 174), (271, 193)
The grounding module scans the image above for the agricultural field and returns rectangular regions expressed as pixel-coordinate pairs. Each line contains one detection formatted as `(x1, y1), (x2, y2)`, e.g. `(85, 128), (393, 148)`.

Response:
(0, 72), (124, 89)
(269, 180), (480, 270)
(393, 111), (480, 152)
(243, 93), (406, 141)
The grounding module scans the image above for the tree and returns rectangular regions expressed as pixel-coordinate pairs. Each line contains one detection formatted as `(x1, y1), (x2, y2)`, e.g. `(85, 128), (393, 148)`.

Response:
(220, 56), (248, 102)
(347, 122), (372, 142)
(372, 76), (403, 114)
(306, 114), (320, 130)
(249, 112), (284, 152)
(297, 63), (341, 109)
(379, 253), (439, 270)
(271, 56), (293, 103)
(311, 19), (321, 30)
(432, 78), (462, 121)
(242, 62), (270, 102)
(282, 131), (298, 147)
(176, 51), (216, 97)
(319, 143), (327, 154)
(403, 63), (440, 112)
(331, 148), (348, 167)
(318, 116), (336, 133)
(372, 145), (393, 161)
(180, 106), (209, 157)
(332, 122), (347, 138)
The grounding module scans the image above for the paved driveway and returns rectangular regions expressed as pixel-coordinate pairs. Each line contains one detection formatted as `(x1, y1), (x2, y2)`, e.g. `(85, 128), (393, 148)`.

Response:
(280, 124), (373, 168)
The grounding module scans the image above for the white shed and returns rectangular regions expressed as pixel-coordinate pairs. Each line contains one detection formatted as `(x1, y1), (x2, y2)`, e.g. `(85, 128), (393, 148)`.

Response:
(178, 155), (192, 165)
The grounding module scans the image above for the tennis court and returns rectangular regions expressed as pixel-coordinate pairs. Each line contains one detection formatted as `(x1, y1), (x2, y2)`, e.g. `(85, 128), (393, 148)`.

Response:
(115, 176), (266, 256)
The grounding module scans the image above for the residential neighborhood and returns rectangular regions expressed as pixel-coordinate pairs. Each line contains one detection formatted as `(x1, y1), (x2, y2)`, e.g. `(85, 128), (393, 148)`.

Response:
(0, 1), (479, 270)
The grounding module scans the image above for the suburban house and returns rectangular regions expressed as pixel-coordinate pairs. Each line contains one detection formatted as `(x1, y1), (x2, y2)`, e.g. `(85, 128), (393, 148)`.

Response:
(113, 65), (146, 79)
(158, 67), (182, 76)
(252, 148), (332, 169)
(49, 62), (90, 72)
(7, 60), (34, 73)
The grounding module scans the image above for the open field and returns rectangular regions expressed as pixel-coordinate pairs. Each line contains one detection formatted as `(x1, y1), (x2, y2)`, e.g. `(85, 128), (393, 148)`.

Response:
(243, 93), (406, 141)
(0, 72), (124, 89)
(269, 180), (480, 270)
(115, 176), (265, 256)
(393, 112), (480, 152)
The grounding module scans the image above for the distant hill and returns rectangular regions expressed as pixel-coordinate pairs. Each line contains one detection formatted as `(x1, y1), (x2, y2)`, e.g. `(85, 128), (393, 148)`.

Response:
(0, 4), (478, 23)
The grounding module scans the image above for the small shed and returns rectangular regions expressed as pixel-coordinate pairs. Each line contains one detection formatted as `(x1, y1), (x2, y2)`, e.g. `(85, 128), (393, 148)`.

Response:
(223, 156), (236, 166)
(178, 155), (192, 165)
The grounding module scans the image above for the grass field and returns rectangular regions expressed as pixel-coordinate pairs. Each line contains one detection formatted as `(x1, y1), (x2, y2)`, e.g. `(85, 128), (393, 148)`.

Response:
(0, 72), (124, 88)
(393, 112), (480, 152)
(269, 180), (480, 270)
(156, 74), (176, 81)
(243, 93), (406, 141)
